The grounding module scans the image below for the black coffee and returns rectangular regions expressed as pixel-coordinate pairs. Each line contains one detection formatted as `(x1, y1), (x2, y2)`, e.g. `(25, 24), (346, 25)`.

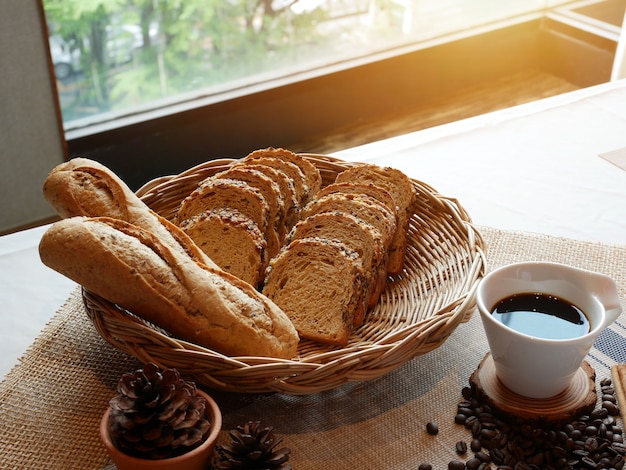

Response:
(491, 292), (589, 339)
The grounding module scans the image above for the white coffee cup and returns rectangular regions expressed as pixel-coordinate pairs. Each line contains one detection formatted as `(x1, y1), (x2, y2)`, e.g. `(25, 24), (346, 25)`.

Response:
(477, 261), (622, 399)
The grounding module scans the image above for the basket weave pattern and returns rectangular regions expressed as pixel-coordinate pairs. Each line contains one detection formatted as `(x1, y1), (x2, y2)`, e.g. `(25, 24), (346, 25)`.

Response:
(83, 154), (486, 394)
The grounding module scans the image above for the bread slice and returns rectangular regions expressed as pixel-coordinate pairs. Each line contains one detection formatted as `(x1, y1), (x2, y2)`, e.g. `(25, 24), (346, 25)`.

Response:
(262, 237), (364, 347)
(300, 193), (397, 252)
(245, 148), (322, 202)
(317, 182), (397, 218)
(287, 211), (388, 324)
(236, 163), (299, 242)
(214, 166), (284, 259)
(240, 153), (308, 208)
(179, 209), (267, 287)
(335, 164), (416, 275)
(39, 217), (299, 358)
(176, 178), (270, 239)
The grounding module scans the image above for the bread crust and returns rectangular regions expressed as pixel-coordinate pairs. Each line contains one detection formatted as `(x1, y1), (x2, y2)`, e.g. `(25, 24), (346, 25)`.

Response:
(240, 152), (308, 207)
(335, 164), (416, 275)
(214, 166), (283, 259)
(245, 148), (322, 202)
(39, 217), (299, 358)
(42, 158), (219, 270)
(236, 163), (299, 240)
(301, 192), (397, 250)
(177, 178), (270, 234)
(317, 182), (397, 218)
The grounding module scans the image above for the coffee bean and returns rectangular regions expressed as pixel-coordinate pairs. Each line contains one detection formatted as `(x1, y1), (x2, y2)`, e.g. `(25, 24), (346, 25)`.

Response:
(455, 440), (467, 455)
(603, 400), (620, 416)
(465, 457), (481, 470)
(470, 438), (482, 452)
(447, 460), (464, 470)
(602, 393), (617, 403)
(454, 413), (467, 425)
(591, 408), (608, 420)
(464, 415), (478, 429)
(451, 376), (626, 470)
(426, 421), (439, 435)
(418, 464), (432, 470)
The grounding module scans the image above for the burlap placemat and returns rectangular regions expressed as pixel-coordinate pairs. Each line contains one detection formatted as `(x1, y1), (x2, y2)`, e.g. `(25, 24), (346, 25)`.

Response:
(1, 227), (625, 469)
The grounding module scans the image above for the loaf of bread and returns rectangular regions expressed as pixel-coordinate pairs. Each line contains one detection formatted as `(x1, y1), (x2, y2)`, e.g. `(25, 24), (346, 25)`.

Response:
(178, 151), (324, 291)
(42, 157), (219, 270)
(335, 164), (416, 275)
(179, 208), (268, 286)
(39, 217), (299, 359)
(262, 237), (364, 347)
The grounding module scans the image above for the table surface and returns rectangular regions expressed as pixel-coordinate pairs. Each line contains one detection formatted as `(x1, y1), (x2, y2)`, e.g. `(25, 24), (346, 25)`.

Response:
(2, 79), (625, 380)
(1, 79), (625, 468)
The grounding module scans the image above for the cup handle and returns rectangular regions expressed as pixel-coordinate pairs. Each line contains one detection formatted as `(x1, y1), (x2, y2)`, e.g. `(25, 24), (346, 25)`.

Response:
(591, 273), (623, 327)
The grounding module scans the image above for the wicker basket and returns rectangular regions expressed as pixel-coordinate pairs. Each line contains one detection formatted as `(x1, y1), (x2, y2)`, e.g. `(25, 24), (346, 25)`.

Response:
(83, 154), (486, 394)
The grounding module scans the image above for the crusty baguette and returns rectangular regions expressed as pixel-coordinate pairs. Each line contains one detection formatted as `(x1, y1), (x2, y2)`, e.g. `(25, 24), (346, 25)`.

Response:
(42, 157), (219, 270)
(39, 217), (299, 359)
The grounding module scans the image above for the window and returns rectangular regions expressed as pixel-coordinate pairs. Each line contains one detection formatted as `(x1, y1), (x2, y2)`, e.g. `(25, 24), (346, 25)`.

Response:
(45, 0), (576, 134)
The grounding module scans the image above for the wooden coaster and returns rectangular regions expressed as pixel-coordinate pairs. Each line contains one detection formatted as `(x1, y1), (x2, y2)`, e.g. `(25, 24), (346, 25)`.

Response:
(470, 353), (597, 423)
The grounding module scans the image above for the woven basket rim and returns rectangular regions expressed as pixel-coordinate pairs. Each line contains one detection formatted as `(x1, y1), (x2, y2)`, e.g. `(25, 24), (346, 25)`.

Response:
(83, 154), (486, 394)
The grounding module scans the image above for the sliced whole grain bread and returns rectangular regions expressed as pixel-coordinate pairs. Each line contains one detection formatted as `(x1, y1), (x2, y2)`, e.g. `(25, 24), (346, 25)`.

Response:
(231, 162), (299, 243)
(317, 182), (397, 219)
(287, 211), (388, 325)
(179, 208), (268, 287)
(335, 164), (416, 275)
(300, 192), (397, 252)
(214, 166), (284, 259)
(262, 236), (364, 347)
(241, 152), (309, 208)
(245, 147), (322, 202)
(176, 178), (270, 239)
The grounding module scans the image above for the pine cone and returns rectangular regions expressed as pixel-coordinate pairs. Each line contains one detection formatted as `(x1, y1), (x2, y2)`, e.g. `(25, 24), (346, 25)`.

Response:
(214, 421), (292, 470)
(108, 362), (211, 459)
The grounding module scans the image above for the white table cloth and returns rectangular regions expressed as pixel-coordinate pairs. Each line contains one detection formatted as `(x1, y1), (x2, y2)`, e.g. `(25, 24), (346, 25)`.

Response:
(336, 79), (626, 245)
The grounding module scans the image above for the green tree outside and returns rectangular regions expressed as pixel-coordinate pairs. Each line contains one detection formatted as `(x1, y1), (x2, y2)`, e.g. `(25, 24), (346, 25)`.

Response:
(44, 0), (336, 123)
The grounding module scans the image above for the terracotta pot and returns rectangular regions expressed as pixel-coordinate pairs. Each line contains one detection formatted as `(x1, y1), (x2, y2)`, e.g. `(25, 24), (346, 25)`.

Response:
(100, 389), (222, 470)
